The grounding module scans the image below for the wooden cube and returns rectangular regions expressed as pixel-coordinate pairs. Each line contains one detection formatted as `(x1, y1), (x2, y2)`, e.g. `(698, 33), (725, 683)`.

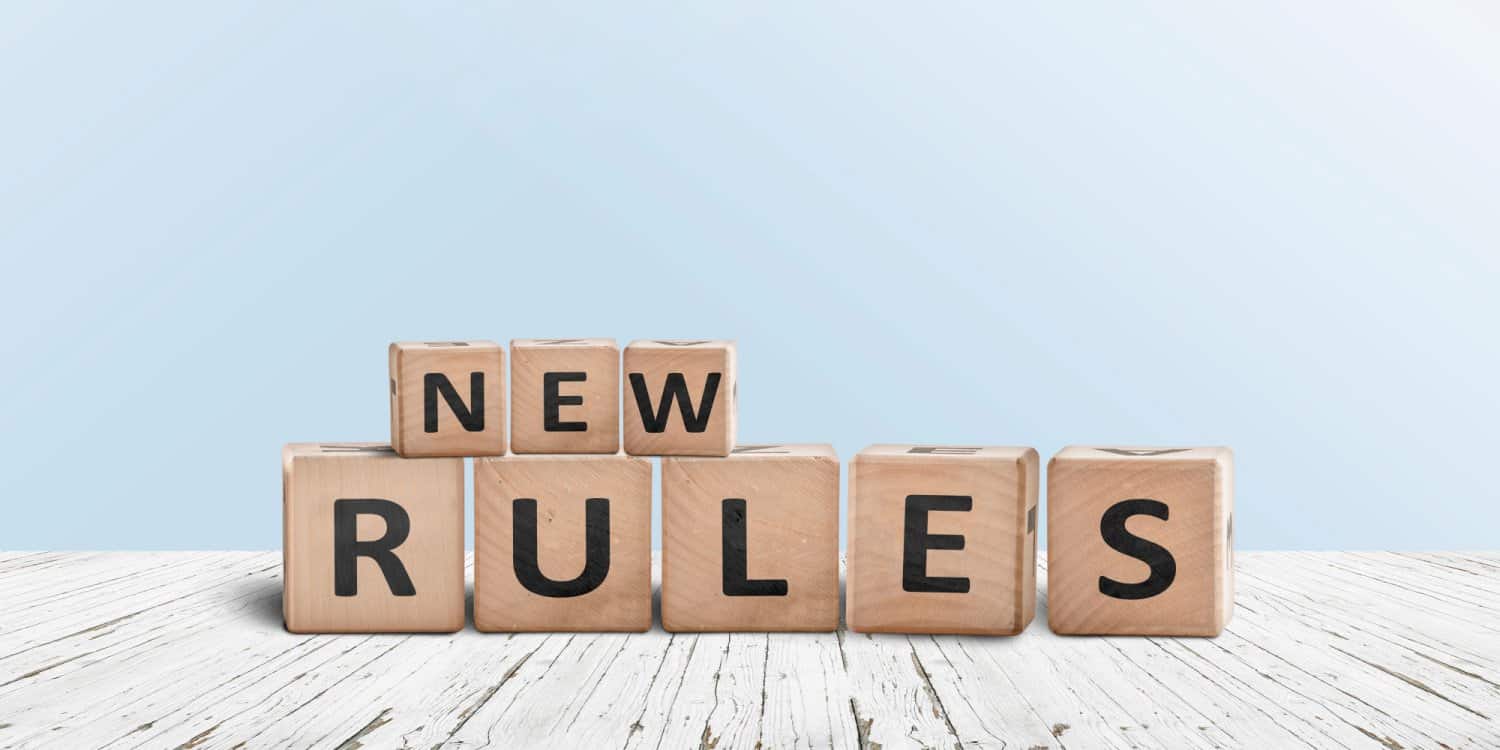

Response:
(1047, 446), (1234, 636)
(474, 453), (652, 632)
(510, 338), (620, 454)
(622, 340), (735, 456)
(282, 443), (464, 633)
(661, 444), (839, 632)
(389, 340), (505, 457)
(847, 445), (1038, 635)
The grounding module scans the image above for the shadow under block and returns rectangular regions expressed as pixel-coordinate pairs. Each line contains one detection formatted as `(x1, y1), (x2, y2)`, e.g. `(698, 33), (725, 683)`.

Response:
(389, 340), (506, 457)
(474, 454), (652, 632)
(661, 444), (839, 632)
(622, 339), (735, 457)
(846, 445), (1039, 635)
(1047, 446), (1234, 637)
(282, 443), (464, 633)
(510, 338), (620, 454)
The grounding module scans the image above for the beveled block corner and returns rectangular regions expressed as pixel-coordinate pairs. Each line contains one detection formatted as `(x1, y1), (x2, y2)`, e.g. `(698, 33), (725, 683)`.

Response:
(661, 444), (839, 632)
(474, 453), (652, 632)
(622, 339), (735, 456)
(1047, 446), (1234, 636)
(389, 340), (505, 457)
(510, 338), (620, 454)
(282, 443), (464, 633)
(847, 444), (1038, 635)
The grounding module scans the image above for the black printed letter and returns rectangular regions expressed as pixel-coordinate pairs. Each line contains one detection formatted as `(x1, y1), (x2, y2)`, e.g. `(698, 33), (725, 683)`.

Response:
(629, 372), (721, 433)
(1098, 499), (1176, 600)
(903, 495), (971, 593)
(424, 372), (485, 433)
(512, 498), (610, 597)
(543, 372), (588, 432)
(721, 499), (787, 596)
(333, 499), (415, 596)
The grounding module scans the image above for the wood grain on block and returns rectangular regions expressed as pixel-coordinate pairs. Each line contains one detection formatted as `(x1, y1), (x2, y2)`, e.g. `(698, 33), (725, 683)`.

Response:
(389, 340), (505, 457)
(846, 444), (1039, 635)
(474, 453), (652, 632)
(622, 339), (735, 456)
(510, 338), (620, 454)
(281, 443), (464, 633)
(661, 444), (839, 632)
(1047, 446), (1234, 636)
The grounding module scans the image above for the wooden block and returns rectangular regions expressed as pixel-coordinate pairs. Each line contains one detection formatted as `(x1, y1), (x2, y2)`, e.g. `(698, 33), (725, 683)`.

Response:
(282, 443), (464, 633)
(510, 338), (620, 454)
(1047, 446), (1234, 636)
(474, 453), (652, 632)
(661, 444), (839, 632)
(622, 339), (736, 456)
(389, 340), (505, 457)
(846, 444), (1039, 635)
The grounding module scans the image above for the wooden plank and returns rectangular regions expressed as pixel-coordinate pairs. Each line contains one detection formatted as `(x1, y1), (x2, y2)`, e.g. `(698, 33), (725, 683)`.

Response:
(209, 634), (515, 748)
(0, 552), (88, 582)
(0, 552), (270, 646)
(1192, 556), (1498, 748)
(0, 552), (1496, 750)
(0, 557), (314, 746)
(647, 632), (765, 748)
(0, 554), (280, 688)
(1249, 553), (1500, 664)
(835, 631), (960, 748)
(622, 632), (701, 748)
(1374, 552), (1500, 595)
(0, 563), (281, 726)
(760, 630), (860, 749)
(1236, 561), (1500, 714)
(908, 633), (1061, 749)
(446, 632), (646, 745)
(1300, 552), (1500, 622)
(0, 552), (222, 612)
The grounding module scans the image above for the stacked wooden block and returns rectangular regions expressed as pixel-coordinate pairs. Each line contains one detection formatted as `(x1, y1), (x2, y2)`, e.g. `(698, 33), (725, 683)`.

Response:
(284, 339), (1233, 636)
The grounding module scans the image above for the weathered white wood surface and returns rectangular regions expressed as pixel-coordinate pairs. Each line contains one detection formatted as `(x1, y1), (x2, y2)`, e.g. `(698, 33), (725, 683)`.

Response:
(0, 552), (1496, 749)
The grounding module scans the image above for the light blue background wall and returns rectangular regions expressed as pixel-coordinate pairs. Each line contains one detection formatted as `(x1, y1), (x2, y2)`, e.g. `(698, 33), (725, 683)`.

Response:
(2, 2), (1496, 550)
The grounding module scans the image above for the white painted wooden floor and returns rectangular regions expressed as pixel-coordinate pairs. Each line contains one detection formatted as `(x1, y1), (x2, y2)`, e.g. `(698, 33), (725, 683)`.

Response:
(1, 552), (1497, 749)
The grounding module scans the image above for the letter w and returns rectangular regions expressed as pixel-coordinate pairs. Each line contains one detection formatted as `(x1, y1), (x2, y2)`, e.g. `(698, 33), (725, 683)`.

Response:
(628, 372), (721, 433)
